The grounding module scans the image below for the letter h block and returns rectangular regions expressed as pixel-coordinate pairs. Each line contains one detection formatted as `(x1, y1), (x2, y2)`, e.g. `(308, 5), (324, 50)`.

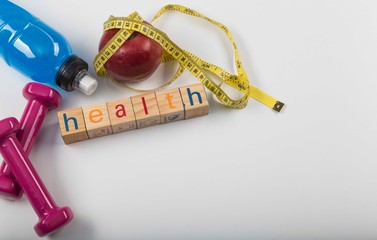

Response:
(179, 83), (209, 119)
(57, 108), (88, 144)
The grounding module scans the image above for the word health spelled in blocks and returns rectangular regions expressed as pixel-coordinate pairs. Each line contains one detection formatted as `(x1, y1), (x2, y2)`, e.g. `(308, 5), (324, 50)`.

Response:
(58, 83), (209, 144)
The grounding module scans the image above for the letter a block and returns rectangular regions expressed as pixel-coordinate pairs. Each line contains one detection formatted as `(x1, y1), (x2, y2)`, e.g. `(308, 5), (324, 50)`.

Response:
(155, 88), (184, 124)
(179, 83), (209, 119)
(57, 108), (89, 144)
(82, 103), (113, 139)
(107, 98), (137, 134)
(131, 92), (161, 128)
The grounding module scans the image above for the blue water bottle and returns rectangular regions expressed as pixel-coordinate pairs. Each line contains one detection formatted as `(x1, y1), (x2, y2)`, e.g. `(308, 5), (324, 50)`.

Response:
(0, 0), (98, 95)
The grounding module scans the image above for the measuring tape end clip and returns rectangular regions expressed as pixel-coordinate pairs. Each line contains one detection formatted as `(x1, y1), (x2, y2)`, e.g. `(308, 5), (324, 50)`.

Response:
(273, 101), (284, 112)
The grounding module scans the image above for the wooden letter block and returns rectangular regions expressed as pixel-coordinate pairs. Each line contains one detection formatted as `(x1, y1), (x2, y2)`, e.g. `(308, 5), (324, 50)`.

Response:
(131, 92), (160, 128)
(82, 103), (113, 139)
(179, 83), (209, 119)
(57, 108), (88, 144)
(155, 88), (184, 124)
(107, 97), (137, 134)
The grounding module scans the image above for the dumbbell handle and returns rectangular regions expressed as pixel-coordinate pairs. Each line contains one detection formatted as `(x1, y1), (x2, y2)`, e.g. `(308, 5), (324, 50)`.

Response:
(0, 133), (57, 217)
(0, 101), (48, 177)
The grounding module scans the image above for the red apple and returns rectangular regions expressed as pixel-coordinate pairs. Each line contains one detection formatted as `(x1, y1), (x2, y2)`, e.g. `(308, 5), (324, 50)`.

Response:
(98, 27), (163, 83)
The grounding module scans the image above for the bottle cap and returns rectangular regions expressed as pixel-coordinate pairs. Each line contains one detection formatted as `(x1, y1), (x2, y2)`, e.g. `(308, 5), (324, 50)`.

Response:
(56, 55), (98, 95)
(76, 74), (98, 95)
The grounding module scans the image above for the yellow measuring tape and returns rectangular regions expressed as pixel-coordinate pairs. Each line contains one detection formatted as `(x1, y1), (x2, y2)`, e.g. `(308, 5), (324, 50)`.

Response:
(93, 4), (284, 112)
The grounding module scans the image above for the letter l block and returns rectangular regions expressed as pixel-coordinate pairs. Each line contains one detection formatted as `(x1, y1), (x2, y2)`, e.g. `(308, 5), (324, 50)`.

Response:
(131, 92), (160, 128)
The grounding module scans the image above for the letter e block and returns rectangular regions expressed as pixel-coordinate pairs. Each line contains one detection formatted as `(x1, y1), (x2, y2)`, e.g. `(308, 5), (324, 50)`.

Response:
(107, 97), (137, 134)
(82, 103), (113, 139)
(155, 88), (184, 124)
(131, 92), (160, 128)
(179, 83), (209, 119)
(57, 108), (88, 144)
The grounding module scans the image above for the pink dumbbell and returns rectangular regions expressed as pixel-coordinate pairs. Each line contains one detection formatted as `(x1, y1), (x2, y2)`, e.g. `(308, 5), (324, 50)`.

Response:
(0, 117), (73, 236)
(0, 82), (61, 200)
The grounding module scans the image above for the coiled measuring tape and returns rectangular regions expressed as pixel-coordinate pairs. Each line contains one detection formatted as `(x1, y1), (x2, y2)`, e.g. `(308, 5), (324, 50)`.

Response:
(93, 4), (284, 111)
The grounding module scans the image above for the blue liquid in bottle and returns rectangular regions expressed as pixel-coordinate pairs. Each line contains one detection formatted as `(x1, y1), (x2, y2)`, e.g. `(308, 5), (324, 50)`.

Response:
(0, 0), (98, 95)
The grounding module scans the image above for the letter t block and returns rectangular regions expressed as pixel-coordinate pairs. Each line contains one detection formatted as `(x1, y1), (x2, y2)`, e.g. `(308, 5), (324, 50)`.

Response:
(155, 88), (184, 124)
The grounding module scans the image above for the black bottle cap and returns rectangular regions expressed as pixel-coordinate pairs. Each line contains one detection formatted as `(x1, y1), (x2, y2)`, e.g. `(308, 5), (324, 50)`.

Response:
(56, 55), (88, 92)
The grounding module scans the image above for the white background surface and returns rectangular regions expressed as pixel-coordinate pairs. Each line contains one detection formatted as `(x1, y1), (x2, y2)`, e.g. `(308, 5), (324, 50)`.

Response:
(1, 0), (377, 239)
